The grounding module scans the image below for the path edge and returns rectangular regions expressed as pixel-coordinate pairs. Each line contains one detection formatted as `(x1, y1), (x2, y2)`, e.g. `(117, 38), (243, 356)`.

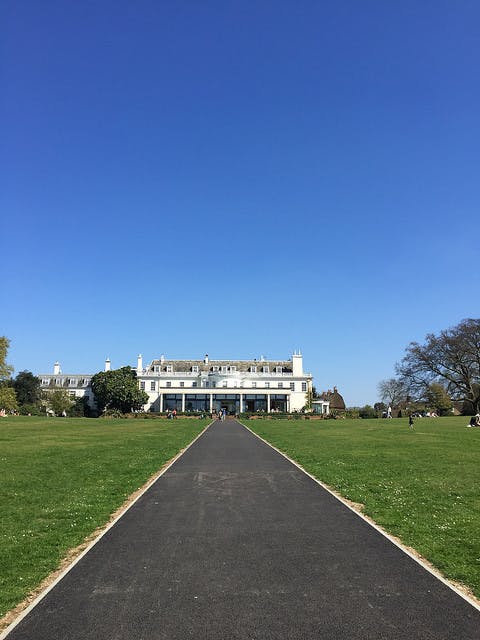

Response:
(238, 419), (480, 613)
(0, 420), (215, 640)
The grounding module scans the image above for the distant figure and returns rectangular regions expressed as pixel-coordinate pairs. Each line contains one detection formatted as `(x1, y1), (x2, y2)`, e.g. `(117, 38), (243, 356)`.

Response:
(468, 415), (480, 427)
(172, 408), (177, 419)
(409, 414), (414, 429)
(387, 406), (392, 419)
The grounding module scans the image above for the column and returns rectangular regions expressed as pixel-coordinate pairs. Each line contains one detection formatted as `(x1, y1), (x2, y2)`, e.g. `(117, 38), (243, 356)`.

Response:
(267, 393), (271, 413)
(159, 393), (163, 412)
(209, 394), (213, 413)
(239, 392), (243, 414)
(182, 394), (186, 412)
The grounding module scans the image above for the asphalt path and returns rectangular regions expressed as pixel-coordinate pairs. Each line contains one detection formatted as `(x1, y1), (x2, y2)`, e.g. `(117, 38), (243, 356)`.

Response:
(4, 419), (480, 639)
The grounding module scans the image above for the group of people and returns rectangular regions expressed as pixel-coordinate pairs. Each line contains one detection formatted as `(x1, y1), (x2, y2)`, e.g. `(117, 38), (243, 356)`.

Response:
(216, 408), (227, 421)
(467, 414), (480, 428)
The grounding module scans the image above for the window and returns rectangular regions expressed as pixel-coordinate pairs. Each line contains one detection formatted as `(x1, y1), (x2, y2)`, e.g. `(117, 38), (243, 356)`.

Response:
(265, 382), (270, 388)
(166, 381), (172, 388)
(154, 366), (159, 373)
(211, 381), (216, 388)
(180, 381), (185, 387)
(263, 366), (269, 373)
(230, 366), (236, 372)
(276, 366), (283, 373)
(222, 381), (227, 387)
(140, 382), (145, 390)
(212, 366), (219, 372)
(166, 365), (173, 373)
(204, 381), (209, 388)
(302, 382), (307, 392)
(221, 366), (228, 373)
(250, 366), (257, 373)
(278, 382), (283, 388)
(192, 365), (199, 373)
(252, 382), (257, 388)
(290, 382), (295, 391)
(150, 381), (156, 391)
(192, 381), (198, 388)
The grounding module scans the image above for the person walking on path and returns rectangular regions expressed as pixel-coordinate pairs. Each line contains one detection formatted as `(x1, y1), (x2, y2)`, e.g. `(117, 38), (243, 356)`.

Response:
(409, 414), (414, 429)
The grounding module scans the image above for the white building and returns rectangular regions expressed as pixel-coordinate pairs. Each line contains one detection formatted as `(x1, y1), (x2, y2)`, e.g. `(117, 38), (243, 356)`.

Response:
(39, 352), (326, 415)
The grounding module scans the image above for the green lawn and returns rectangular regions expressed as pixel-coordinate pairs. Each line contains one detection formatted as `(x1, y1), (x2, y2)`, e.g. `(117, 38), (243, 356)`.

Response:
(0, 416), (207, 619)
(246, 416), (480, 599)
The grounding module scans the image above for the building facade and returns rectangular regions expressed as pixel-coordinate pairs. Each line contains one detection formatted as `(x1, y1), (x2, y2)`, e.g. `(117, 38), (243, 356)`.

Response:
(39, 352), (325, 414)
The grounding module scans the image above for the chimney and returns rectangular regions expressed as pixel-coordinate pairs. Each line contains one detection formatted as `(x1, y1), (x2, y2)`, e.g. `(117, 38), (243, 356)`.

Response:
(53, 362), (60, 375)
(105, 358), (111, 372)
(137, 354), (143, 372)
(292, 352), (303, 376)
(204, 354), (209, 364)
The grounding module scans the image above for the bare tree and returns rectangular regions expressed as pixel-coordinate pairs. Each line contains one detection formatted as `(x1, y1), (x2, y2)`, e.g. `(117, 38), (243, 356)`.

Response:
(396, 318), (480, 413)
(377, 378), (407, 407)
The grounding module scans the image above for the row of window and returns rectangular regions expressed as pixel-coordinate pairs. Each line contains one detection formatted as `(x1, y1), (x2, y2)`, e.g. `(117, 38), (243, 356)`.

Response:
(141, 381), (307, 392)
(42, 378), (90, 387)
(153, 365), (284, 374)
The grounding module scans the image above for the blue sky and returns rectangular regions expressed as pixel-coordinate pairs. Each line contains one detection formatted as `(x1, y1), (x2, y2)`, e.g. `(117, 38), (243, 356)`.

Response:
(2, 1), (479, 406)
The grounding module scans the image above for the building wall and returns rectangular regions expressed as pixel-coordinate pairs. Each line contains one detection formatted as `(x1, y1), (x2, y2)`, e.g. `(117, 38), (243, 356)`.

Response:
(39, 353), (314, 413)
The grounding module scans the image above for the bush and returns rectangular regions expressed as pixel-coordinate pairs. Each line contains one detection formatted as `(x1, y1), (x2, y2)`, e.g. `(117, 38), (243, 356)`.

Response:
(18, 404), (44, 416)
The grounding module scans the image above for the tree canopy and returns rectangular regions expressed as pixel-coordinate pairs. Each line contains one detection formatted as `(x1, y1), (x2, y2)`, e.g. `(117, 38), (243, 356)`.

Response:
(0, 337), (13, 382)
(91, 366), (149, 413)
(396, 318), (480, 413)
(14, 371), (42, 406)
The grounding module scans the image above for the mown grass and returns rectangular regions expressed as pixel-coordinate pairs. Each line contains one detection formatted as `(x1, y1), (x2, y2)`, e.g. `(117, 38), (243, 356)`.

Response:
(246, 416), (480, 599)
(0, 416), (207, 618)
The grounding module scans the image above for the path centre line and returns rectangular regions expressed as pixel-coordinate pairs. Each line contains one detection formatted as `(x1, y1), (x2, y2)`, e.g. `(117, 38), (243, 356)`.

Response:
(0, 420), (216, 640)
(238, 419), (480, 613)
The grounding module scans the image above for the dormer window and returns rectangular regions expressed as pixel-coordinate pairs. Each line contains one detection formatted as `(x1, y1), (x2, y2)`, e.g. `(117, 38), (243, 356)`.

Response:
(166, 365), (173, 373)
(230, 366), (236, 372)
(221, 366), (228, 373)
(192, 365), (199, 373)
(263, 366), (269, 373)
(276, 366), (283, 373)
(212, 366), (219, 372)
(250, 366), (257, 373)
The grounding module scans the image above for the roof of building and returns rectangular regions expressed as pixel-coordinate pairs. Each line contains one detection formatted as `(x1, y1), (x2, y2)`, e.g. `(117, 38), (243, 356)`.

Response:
(318, 387), (346, 410)
(148, 359), (293, 373)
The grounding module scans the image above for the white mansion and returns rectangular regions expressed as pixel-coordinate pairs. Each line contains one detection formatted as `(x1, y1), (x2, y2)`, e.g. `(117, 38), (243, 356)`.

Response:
(39, 352), (330, 415)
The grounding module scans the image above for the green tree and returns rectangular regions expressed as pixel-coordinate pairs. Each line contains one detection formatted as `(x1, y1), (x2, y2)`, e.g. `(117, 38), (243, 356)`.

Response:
(91, 366), (149, 413)
(47, 389), (74, 416)
(0, 337), (14, 382)
(13, 371), (42, 406)
(0, 387), (18, 412)
(425, 383), (452, 415)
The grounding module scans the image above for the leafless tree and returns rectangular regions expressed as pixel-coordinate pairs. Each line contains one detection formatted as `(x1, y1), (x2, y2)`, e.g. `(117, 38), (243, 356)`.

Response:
(396, 318), (480, 413)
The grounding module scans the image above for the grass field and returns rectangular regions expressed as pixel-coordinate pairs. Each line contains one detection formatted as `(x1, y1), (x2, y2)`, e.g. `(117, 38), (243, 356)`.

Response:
(0, 416), (208, 620)
(246, 415), (480, 599)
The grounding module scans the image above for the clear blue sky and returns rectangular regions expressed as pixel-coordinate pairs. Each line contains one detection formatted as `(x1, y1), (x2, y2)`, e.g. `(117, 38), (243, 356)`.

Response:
(2, 1), (479, 406)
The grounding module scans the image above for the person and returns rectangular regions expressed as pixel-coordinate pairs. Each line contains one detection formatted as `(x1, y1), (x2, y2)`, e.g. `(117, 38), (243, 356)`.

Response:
(409, 414), (414, 429)
(387, 405), (392, 419)
(467, 415), (480, 427)
(172, 408), (177, 419)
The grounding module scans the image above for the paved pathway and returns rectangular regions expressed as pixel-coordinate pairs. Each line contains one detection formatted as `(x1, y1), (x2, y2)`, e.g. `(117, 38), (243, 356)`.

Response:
(4, 419), (480, 639)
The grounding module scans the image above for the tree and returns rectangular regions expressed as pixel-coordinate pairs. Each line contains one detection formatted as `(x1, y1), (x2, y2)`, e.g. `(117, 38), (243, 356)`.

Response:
(0, 337), (14, 382)
(396, 318), (480, 413)
(0, 387), (18, 412)
(425, 383), (452, 415)
(377, 378), (407, 407)
(13, 371), (42, 406)
(47, 389), (74, 416)
(91, 366), (149, 413)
